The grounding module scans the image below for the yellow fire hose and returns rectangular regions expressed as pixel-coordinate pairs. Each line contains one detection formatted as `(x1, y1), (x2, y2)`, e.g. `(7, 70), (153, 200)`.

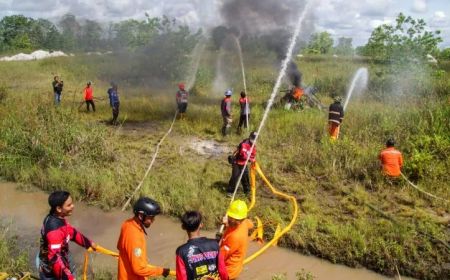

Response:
(82, 245), (175, 279)
(243, 162), (299, 264)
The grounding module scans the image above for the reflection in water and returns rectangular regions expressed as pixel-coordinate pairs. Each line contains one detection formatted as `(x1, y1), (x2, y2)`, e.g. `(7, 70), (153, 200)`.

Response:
(0, 183), (412, 279)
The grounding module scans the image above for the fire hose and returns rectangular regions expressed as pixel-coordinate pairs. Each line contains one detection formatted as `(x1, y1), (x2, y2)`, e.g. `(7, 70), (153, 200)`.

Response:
(400, 172), (449, 203)
(82, 245), (175, 279)
(243, 162), (299, 264)
(121, 109), (179, 211)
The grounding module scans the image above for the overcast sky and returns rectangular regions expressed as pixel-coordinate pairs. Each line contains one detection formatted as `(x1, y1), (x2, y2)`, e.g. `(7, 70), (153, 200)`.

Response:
(0, 0), (449, 48)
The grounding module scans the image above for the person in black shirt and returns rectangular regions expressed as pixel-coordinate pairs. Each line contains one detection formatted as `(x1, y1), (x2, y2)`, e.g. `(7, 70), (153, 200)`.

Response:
(175, 211), (228, 280)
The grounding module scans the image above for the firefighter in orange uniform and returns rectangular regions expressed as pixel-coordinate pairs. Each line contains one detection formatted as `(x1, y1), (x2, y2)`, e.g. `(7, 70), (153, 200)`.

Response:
(328, 96), (344, 140)
(220, 200), (253, 280)
(117, 197), (171, 280)
(379, 138), (403, 178)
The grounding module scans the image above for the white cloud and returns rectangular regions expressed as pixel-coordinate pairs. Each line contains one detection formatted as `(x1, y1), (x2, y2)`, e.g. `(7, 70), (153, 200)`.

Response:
(412, 0), (427, 13)
(434, 11), (446, 19)
(369, 19), (392, 29)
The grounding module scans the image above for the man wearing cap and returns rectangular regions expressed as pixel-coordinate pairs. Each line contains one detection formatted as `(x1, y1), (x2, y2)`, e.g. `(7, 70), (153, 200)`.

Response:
(221, 89), (233, 136)
(176, 83), (189, 119)
(117, 197), (171, 280)
(220, 200), (253, 280)
(227, 132), (257, 197)
(328, 96), (344, 140)
(84, 81), (95, 112)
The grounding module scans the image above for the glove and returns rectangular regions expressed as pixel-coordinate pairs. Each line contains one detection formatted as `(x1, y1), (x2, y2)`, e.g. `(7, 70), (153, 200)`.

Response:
(162, 268), (170, 277)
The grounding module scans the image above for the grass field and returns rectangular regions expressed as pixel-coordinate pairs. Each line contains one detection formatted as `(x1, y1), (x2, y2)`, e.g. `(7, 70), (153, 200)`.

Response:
(0, 53), (449, 279)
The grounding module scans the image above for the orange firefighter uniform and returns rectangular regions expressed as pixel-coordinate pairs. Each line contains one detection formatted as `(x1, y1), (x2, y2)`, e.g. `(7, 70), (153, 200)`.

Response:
(379, 147), (403, 177)
(220, 219), (254, 279)
(328, 100), (344, 140)
(117, 218), (164, 280)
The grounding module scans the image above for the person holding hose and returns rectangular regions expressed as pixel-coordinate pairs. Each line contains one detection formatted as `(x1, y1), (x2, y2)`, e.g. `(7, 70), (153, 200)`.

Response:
(379, 138), (403, 179)
(237, 91), (250, 134)
(84, 81), (95, 112)
(220, 200), (253, 280)
(38, 190), (97, 280)
(176, 83), (189, 119)
(227, 131), (257, 197)
(328, 96), (344, 140)
(108, 82), (120, 125)
(221, 89), (233, 136)
(117, 197), (171, 280)
(52, 76), (64, 105)
(176, 211), (228, 280)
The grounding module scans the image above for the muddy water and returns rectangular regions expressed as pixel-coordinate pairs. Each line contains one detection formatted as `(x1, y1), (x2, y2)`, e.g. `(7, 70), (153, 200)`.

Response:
(0, 183), (413, 280)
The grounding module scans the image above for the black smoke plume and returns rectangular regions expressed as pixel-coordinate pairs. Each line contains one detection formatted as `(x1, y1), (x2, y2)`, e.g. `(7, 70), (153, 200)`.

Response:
(288, 61), (302, 87)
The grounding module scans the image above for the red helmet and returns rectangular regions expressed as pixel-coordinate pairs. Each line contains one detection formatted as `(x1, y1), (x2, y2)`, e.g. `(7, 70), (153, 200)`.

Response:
(178, 83), (185, 90)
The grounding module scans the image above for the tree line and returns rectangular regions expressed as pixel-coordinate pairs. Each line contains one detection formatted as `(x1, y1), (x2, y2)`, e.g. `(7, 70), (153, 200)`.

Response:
(303, 13), (448, 61)
(0, 12), (449, 62)
(0, 13), (199, 53)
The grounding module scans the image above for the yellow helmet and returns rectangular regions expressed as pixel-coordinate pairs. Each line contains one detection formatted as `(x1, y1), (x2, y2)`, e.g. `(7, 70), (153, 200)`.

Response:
(227, 200), (248, 220)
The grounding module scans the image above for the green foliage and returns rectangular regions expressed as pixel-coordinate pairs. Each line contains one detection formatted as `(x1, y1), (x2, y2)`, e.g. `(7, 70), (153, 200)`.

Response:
(438, 48), (450, 60)
(305, 32), (334, 54)
(296, 269), (315, 280)
(112, 16), (160, 50)
(362, 13), (442, 62)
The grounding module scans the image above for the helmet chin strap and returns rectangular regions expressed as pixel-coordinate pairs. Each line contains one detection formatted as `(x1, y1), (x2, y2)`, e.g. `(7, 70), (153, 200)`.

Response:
(136, 213), (148, 235)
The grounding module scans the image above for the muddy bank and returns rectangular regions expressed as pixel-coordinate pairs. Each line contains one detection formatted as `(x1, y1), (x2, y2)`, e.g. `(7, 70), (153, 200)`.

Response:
(0, 182), (413, 279)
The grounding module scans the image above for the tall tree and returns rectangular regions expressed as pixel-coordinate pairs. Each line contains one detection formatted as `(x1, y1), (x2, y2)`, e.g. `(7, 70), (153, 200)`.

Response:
(0, 15), (34, 50)
(363, 13), (442, 61)
(305, 32), (334, 54)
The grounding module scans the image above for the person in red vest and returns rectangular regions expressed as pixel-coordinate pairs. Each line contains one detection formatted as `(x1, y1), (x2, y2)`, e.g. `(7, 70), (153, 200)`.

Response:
(379, 138), (403, 178)
(227, 132), (257, 197)
(237, 91), (250, 134)
(84, 81), (95, 112)
(176, 83), (189, 119)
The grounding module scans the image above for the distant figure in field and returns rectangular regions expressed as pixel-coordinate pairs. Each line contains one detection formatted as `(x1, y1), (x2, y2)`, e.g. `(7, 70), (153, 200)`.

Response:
(237, 91), (250, 134)
(221, 89), (233, 136)
(328, 96), (344, 140)
(379, 138), (403, 178)
(84, 81), (95, 112)
(175, 211), (228, 280)
(107, 82), (120, 125)
(52, 76), (64, 105)
(176, 83), (189, 119)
